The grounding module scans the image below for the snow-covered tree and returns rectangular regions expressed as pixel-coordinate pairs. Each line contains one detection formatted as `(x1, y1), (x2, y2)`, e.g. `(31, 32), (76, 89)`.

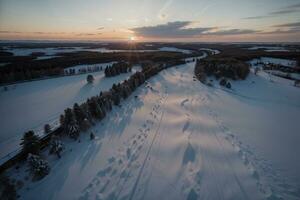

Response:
(49, 137), (64, 158)
(68, 122), (80, 139)
(64, 108), (80, 139)
(27, 154), (50, 179)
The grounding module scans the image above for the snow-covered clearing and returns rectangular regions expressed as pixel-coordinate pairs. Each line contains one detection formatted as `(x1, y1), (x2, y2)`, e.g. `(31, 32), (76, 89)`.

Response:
(250, 57), (297, 68)
(0, 66), (138, 161)
(247, 46), (289, 52)
(158, 47), (192, 54)
(11, 57), (300, 200)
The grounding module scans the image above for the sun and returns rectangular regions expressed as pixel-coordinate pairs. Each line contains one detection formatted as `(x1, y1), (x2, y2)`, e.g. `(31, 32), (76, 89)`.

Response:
(129, 36), (136, 41)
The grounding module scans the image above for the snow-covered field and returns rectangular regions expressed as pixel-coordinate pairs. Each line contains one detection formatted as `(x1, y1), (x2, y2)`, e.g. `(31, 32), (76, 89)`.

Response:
(247, 46), (289, 52)
(0, 66), (138, 161)
(158, 47), (192, 54)
(9, 57), (300, 200)
(250, 57), (297, 68)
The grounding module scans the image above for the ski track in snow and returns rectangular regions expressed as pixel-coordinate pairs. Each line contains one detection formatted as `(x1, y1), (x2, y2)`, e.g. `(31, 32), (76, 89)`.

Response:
(79, 84), (169, 200)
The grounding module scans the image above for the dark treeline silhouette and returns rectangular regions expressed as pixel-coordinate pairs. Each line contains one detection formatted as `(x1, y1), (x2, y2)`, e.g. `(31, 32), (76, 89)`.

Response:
(0, 51), (187, 84)
(104, 61), (132, 77)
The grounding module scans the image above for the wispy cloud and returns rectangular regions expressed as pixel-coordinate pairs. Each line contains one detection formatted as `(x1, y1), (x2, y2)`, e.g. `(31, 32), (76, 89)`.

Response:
(132, 21), (259, 38)
(97, 27), (104, 30)
(0, 31), (22, 34)
(205, 29), (260, 36)
(260, 21), (300, 34)
(273, 22), (300, 28)
(243, 3), (300, 20)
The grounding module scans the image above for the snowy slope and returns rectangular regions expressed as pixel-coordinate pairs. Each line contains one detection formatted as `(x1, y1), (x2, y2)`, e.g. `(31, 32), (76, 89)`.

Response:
(11, 56), (300, 200)
(0, 65), (138, 160)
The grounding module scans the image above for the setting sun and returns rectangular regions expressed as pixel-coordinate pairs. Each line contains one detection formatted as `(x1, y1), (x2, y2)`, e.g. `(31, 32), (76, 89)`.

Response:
(129, 36), (136, 41)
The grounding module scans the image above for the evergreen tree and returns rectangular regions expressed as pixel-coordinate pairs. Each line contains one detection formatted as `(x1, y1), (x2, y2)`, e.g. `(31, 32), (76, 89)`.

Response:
(64, 108), (80, 139)
(44, 124), (51, 134)
(73, 103), (89, 130)
(20, 131), (40, 155)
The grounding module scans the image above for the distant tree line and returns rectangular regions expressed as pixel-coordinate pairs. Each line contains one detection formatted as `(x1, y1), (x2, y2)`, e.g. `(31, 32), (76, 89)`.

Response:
(104, 61), (132, 77)
(0, 51), (187, 84)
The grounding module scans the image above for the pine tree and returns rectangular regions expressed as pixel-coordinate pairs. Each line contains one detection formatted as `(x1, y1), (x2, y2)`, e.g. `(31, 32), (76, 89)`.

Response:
(44, 124), (51, 134)
(64, 108), (80, 139)
(20, 131), (40, 155)
(73, 103), (88, 130)
(27, 154), (50, 179)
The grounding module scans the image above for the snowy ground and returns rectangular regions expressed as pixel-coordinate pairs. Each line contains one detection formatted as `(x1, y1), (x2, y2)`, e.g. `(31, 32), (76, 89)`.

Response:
(198, 48), (220, 55)
(0, 66), (138, 161)
(250, 57), (297, 68)
(10, 57), (300, 200)
(158, 47), (192, 54)
(247, 46), (289, 52)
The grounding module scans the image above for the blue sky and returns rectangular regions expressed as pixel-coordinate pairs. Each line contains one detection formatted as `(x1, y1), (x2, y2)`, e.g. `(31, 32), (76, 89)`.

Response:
(0, 0), (299, 42)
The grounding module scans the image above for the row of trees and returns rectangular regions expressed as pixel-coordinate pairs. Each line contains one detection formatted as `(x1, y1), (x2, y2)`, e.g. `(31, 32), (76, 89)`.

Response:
(104, 62), (132, 77)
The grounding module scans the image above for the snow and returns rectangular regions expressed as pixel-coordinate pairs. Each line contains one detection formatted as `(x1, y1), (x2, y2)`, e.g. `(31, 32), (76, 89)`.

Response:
(35, 55), (61, 60)
(199, 48), (220, 55)
(247, 46), (289, 52)
(0, 66), (136, 161)
(8, 53), (300, 200)
(159, 47), (192, 54)
(250, 57), (297, 68)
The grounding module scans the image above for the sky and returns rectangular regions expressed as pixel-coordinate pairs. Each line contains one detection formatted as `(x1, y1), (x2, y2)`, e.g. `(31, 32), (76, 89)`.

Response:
(0, 0), (300, 42)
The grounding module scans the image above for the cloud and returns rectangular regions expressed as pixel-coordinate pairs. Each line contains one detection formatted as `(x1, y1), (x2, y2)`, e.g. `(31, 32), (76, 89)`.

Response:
(0, 30), (22, 34)
(205, 29), (260, 36)
(273, 22), (300, 28)
(260, 21), (300, 34)
(97, 27), (104, 30)
(132, 21), (215, 38)
(131, 21), (259, 38)
(75, 33), (96, 36)
(260, 29), (300, 34)
(284, 3), (300, 9)
(0, 31), (67, 35)
(243, 3), (300, 20)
